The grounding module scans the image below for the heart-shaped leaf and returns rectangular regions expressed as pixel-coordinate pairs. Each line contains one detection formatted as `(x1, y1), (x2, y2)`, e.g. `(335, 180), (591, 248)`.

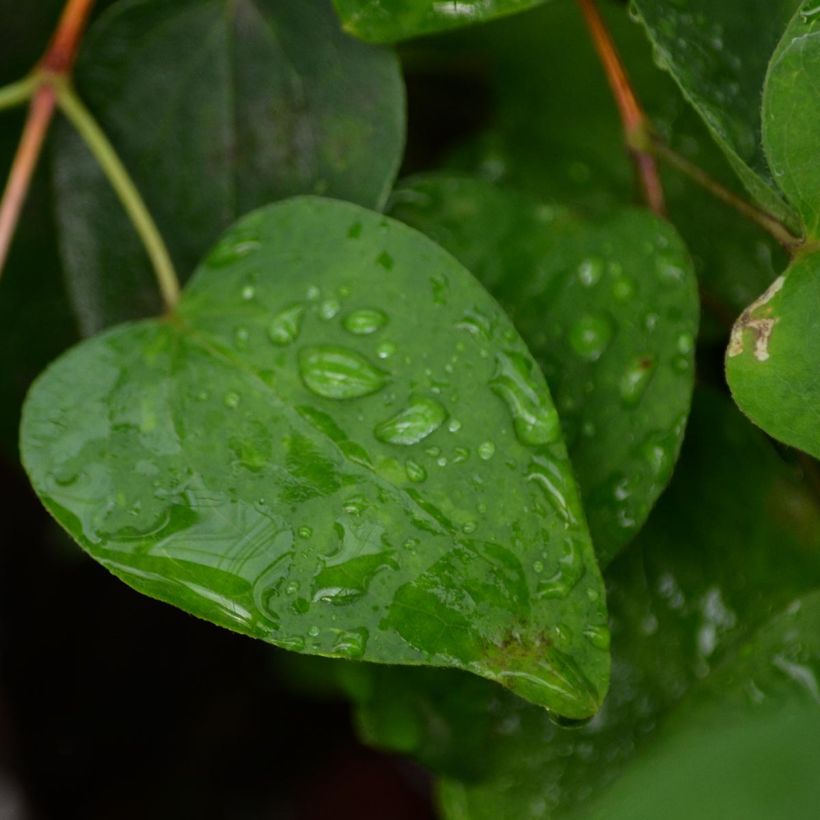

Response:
(53, 0), (406, 334)
(390, 174), (698, 565)
(21, 197), (609, 718)
(763, 3), (820, 239)
(726, 252), (820, 458)
(329, 391), (820, 789)
(332, 0), (548, 44)
(631, 0), (801, 227)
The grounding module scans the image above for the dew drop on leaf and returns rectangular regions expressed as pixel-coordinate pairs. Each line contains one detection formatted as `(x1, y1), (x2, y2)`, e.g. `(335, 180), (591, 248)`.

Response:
(405, 459), (427, 483)
(374, 395), (447, 445)
(298, 346), (387, 400)
(619, 356), (655, 405)
(569, 314), (614, 362)
(268, 304), (305, 346)
(344, 308), (388, 335)
(478, 441), (496, 460)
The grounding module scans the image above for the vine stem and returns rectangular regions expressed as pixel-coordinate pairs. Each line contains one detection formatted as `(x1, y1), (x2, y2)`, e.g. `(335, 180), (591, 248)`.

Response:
(576, 0), (665, 215)
(42, 0), (96, 74)
(0, 76), (39, 113)
(651, 138), (803, 251)
(0, 86), (57, 274)
(54, 79), (180, 311)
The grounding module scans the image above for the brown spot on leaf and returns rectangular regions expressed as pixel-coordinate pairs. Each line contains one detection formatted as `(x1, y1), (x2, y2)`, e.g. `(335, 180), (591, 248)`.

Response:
(727, 275), (784, 362)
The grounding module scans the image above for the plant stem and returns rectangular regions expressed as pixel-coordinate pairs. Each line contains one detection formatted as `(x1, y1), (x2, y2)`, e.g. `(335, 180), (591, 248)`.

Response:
(42, 0), (97, 73)
(652, 138), (802, 251)
(54, 79), (181, 311)
(0, 86), (57, 276)
(0, 75), (39, 113)
(576, 0), (665, 215)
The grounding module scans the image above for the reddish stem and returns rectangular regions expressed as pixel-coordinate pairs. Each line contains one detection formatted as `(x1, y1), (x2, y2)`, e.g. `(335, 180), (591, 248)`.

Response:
(41, 0), (96, 73)
(576, 0), (665, 215)
(0, 86), (57, 273)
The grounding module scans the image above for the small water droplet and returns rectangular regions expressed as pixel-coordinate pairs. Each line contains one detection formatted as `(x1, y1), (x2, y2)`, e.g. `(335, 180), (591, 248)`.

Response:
(207, 233), (260, 267)
(533, 560), (544, 573)
(241, 285), (255, 301)
(490, 351), (560, 446)
(577, 258), (603, 287)
(619, 356), (655, 404)
(234, 326), (250, 349)
(376, 341), (396, 359)
(343, 308), (388, 335)
(569, 314), (613, 362)
(478, 441), (496, 460)
(268, 304), (305, 346)
(299, 346), (387, 400)
(453, 447), (469, 463)
(319, 298), (340, 320)
(285, 580), (300, 595)
(447, 418), (462, 433)
(224, 391), (241, 409)
(462, 521), (477, 534)
(538, 535), (586, 599)
(677, 332), (694, 354)
(308, 625), (320, 638)
(374, 396), (446, 445)
(583, 624), (610, 650)
(306, 285), (320, 301)
(298, 526), (313, 539)
(405, 460), (427, 483)
(333, 628), (368, 659)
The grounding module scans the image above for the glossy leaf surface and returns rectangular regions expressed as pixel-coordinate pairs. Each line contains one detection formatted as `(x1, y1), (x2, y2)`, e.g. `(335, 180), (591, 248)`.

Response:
(632, 0), (800, 226)
(763, 3), (820, 239)
(390, 174), (698, 565)
(332, 0), (546, 43)
(344, 392), (820, 797)
(726, 253), (820, 458)
(53, 0), (405, 334)
(21, 197), (609, 717)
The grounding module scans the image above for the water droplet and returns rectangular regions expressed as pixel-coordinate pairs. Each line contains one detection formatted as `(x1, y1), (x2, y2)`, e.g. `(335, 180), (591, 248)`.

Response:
(456, 308), (493, 339)
(677, 332), (694, 354)
(453, 447), (469, 463)
(462, 521), (477, 534)
(224, 391), (241, 409)
(405, 460), (427, 483)
(376, 341), (396, 359)
(268, 304), (305, 346)
(447, 418), (462, 433)
(299, 346), (387, 400)
(375, 396), (446, 445)
(333, 628), (368, 659)
(619, 356), (655, 405)
(612, 276), (635, 301)
(538, 536), (586, 599)
(308, 625), (320, 638)
(527, 455), (575, 525)
(241, 285), (255, 301)
(569, 314), (613, 362)
(285, 580), (300, 595)
(298, 526), (312, 539)
(583, 625), (611, 650)
(430, 272), (448, 304)
(577, 258), (603, 287)
(490, 352), (560, 446)
(306, 285), (320, 301)
(319, 298), (340, 320)
(644, 312), (659, 331)
(478, 441), (496, 460)
(207, 233), (260, 267)
(234, 326), (250, 349)
(344, 308), (388, 335)
(658, 259), (685, 281)
(533, 560), (544, 573)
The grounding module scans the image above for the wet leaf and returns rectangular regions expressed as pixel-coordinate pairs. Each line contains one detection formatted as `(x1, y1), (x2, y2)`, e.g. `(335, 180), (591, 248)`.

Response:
(21, 197), (609, 717)
(726, 252), (820, 458)
(632, 0), (801, 227)
(390, 174), (698, 565)
(341, 391), (820, 790)
(332, 0), (547, 43)
(53, 0), (405, 334)
(763, 3), (820, 239)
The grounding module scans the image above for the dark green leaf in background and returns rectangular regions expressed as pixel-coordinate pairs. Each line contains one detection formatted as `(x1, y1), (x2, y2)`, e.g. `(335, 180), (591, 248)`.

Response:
(726, 252), (820, 458)
(338, 391), (820, 809)
(332, 0), (548, 44)
(22, 197), (610, 717)
(763, 2), (820, 239)
(53, 0), (406, 334)
(389, 174), (698, 564)
(632, 0), (801, 228)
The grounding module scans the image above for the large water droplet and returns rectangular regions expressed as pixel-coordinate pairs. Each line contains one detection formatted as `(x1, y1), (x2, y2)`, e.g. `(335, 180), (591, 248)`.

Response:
(333, 628), (368, 659)
(490, 352), (560, 446)
(527, 455), (575, 525)
(344, 308), (388, 335)
(619, 356), (655, 405)
(375, 396), (447, 445)
(299, 346), (387, 399)
(569, 314), (613, 362)
(268, 304), (305, 346)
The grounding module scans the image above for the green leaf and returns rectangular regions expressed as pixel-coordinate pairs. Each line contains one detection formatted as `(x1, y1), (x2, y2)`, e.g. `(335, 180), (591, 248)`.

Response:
(632, 0), (801, 227)
(21, 197), (609, 718)
(726, 252), (820, 458)
(763, 3), (820, 239)
(433, 2), (787, 330)
(342, 390), (820, 794)
(332, 0), (547, 44)
(390, 174), (698, 565)
(53, 0), (405, 334)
